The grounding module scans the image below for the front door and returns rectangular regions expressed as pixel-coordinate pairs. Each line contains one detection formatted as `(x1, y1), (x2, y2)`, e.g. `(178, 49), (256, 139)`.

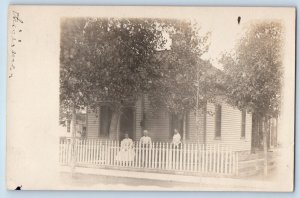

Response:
(119, 107), (135, 140)
(170, 113), (184, 138)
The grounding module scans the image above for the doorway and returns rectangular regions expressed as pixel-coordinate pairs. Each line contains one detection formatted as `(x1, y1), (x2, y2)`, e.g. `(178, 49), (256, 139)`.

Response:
(119, 107), (135, 140)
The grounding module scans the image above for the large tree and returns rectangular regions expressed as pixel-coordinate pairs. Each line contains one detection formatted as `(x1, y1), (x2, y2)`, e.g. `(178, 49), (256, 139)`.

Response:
(60, 17), (168, 136)
(221, 21), (283, 175)
(60, 18), (215, 139)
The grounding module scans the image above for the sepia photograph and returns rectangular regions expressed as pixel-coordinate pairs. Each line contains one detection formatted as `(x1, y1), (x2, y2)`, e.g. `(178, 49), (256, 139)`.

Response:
(6, 6), (295, 191)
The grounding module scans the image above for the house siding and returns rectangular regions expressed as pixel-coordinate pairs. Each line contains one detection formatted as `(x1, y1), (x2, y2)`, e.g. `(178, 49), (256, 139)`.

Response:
(86, 107), (99, 138)
(185, 109), (204, 144)
(86, 99), (252, 152)
(205, 103), (252, 152)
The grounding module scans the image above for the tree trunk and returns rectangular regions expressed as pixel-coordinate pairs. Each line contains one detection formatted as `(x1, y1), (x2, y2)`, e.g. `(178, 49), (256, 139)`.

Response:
(109, 110), (121, 140)
(251, 113), (257, 153)
(71, 105), (76, 177)
(262, 116), (268, 176)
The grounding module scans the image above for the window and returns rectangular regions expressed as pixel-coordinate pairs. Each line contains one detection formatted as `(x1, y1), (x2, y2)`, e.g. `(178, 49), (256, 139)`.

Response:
(241, 110), (246, 138)
(215, 104), (222, 138)
(99, 105), (112, 138)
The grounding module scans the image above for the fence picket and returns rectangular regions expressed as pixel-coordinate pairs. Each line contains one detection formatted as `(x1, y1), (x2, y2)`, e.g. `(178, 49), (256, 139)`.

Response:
(236, 152), (239, 175)
(61, 141), (64, 164)
(225, 146), (228, 174)
(151, 143), (154, 168)
(63, 140), (66, 164)
(85, 139), (89, 163)
(186, 144), (190, 171)
(89, 139), (92, 164)
(183, 144), (186, 171)
(77, 140), (81, 164)
(138, 142), (141, 168)
(104, 140), (107, 166)
(94, 140), (98, 165)
(229, 148), (233, 174)
(172, 145), (175, 170)
(159, 142), (163, 169)
(190, 144), (194, 171)
(213, 145), (216, 173)
(209, 145), (212, 172)
(111, 140), (114, 166)
(194, 144), (198, 172)
(155, 142), (158, 168)
(165, 143), (169, 170)
(81, 139), (84, 164)
(176, 144), (179, 170)
(220, 145), (224, 174)
(93, 140), (96, 165)
(205, 145), (209, 173)
(180, 144), (183, 171)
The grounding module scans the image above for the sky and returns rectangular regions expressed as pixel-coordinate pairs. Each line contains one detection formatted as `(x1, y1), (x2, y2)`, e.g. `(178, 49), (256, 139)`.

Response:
(199, 16), (244, 69)
(189, 8), (289, 70)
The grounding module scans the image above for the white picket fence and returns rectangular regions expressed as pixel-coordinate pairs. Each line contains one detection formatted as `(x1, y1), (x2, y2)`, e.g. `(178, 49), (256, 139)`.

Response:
(59, 138), (239, 176)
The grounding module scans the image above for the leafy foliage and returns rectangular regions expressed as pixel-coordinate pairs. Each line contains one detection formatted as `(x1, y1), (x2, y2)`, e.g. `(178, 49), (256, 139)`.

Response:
(221, 21), (283, 118)
(60, 18), (218, 120)
(60, 18), (168, 115)
(147, 20), (216, 115)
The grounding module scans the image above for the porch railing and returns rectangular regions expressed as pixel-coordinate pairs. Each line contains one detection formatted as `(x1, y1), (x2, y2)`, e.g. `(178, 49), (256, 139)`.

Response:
(59, 138), (239, 176)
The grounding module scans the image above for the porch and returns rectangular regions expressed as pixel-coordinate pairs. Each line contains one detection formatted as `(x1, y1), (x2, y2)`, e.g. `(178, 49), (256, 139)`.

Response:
(59, 137), (240, 177)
